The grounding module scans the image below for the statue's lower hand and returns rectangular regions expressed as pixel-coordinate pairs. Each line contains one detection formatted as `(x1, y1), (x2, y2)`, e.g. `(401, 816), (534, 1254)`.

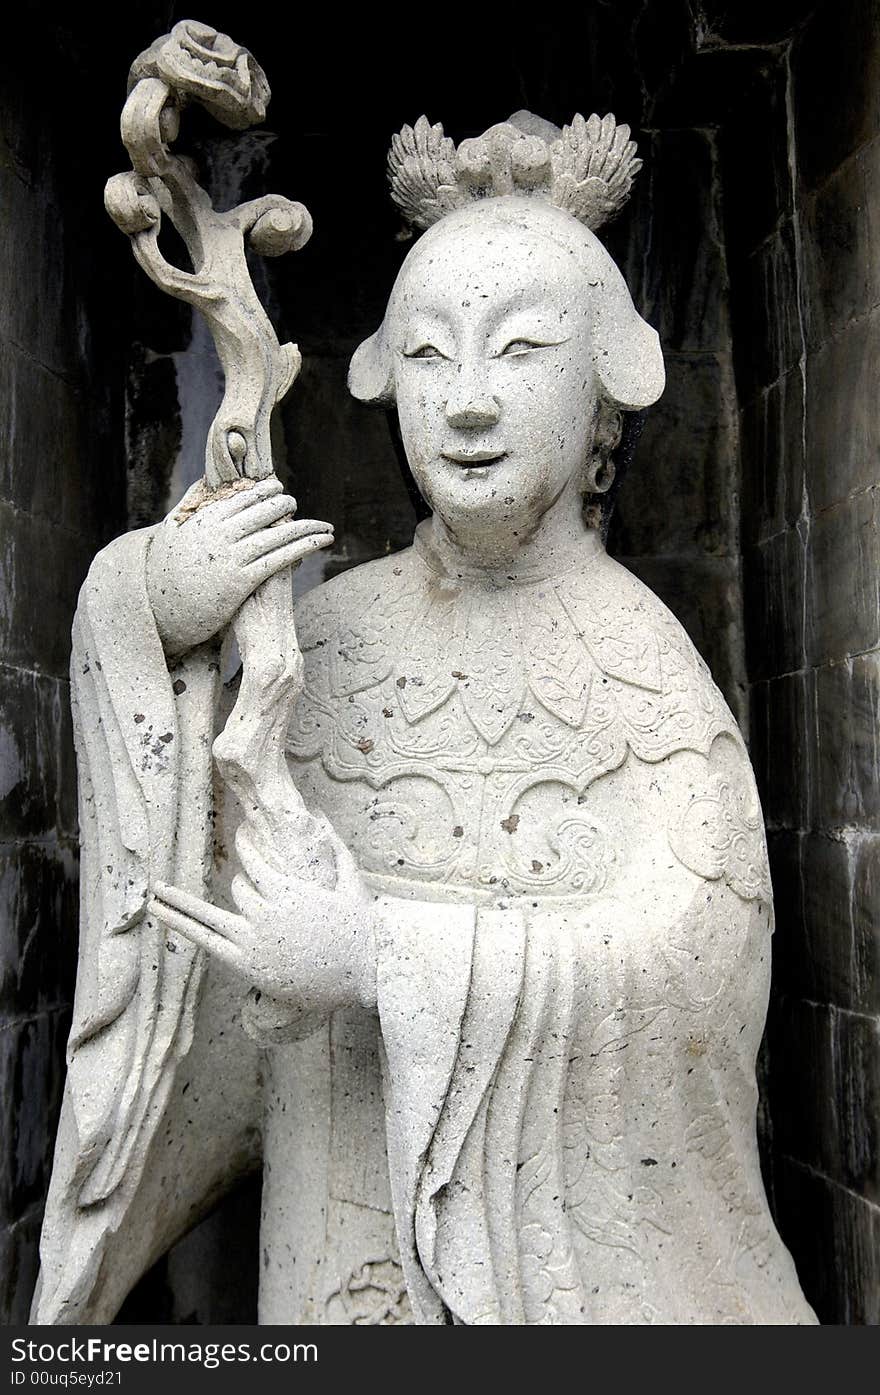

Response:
(146, 477), (334, 657)
(148, 835), (377, 1012)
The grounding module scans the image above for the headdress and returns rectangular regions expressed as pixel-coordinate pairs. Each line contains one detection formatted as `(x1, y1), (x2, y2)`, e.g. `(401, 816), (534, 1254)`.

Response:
(350, 107), (663, 415)
(387, 110), (641, 232)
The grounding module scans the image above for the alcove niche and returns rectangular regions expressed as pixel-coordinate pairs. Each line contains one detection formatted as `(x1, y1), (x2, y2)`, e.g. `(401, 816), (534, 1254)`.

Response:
(1, 0), (877, 1323)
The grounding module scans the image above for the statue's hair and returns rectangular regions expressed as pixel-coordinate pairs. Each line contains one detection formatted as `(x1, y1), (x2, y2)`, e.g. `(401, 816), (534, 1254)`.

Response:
(348, 196), (665, 412)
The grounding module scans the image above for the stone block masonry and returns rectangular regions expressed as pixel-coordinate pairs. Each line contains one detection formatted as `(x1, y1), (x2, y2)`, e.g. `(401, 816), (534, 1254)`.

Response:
(722, 0), (880, 1324)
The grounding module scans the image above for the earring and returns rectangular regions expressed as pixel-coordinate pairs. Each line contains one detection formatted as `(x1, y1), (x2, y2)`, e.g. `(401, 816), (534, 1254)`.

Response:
(584, 404), (622, 494)
(583, 456), (616, 494)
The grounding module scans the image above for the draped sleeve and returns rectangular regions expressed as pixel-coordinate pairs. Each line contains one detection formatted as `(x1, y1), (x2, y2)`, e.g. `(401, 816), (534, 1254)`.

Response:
(34, 528), (263, 1324)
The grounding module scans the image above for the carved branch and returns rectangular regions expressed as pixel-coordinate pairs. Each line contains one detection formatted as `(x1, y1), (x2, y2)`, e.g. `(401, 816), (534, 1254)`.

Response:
(103, 22), (332, 892)
(105, 19), (311, 487)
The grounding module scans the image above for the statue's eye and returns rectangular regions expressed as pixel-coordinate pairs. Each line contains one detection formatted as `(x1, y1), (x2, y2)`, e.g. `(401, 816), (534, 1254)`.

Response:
(404, 344), (444, 359)
(499, 339), (544, 356)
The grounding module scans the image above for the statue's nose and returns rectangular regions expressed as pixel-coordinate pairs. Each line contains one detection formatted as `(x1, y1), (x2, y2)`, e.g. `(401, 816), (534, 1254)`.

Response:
(444, 395), (501, 430)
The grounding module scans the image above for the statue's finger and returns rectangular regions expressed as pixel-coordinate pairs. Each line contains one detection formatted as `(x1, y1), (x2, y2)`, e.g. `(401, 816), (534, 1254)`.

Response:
(238, 517), (334, 565)
(213, 476), (284, 518)
(234, 826), (279, 890)
(230, 870), (270, 923)
(228, 493), (297, 539)
(246, 531), (335, 581)
(148, 898), (247, 969)
(151, 880), (248, 941)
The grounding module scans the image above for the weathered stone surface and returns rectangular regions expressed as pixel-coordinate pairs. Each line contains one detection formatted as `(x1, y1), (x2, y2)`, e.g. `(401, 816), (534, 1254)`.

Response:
(0, 1011), (69, 1226)
(0, 164), (74, 382)
(0, 842), (78, 1021)
(764, 671), (811, 830)
(611, 351), (738, 559)
(125, 346), (182, 531)
(0, 344), (112, 534)
(0, 667), (73, 842)
(743, 527), (806, 681)
(804, 153), (876, 351)
(807, 489), (880, 666)
(129, 258), (194, 359)
(630, 128), (729, 355)
(793, 0), (880, 192)
(720, 53), (794, 258)
(736, 0), (880, 1333)
(806, 307), (880, 513)
(799, 833), (857, 1008)
(767, 997), (838, 1178)
(773, 1155), (880, 1325)
(741, 367), (805, 546)
(813, 655), (880, 830)
(748, 677), (770, 802)
(866, 134), (880, 306)
(697, 0), (816, 46)
(734, 217), (802, 396)
(765, 829), (804, 989)
(0, 1210), (42, 1325)
(0, 504), (98, 680)
(55, 681), (78, 843)
(628, 0), (693, 115)
(280, 353), (415, 579)
(853, 834), (880, 1015)
(833, 1008), (880, 1205)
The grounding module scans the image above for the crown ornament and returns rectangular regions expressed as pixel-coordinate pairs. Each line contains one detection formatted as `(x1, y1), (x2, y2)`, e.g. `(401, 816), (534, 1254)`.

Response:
(388, 110), (642, 232)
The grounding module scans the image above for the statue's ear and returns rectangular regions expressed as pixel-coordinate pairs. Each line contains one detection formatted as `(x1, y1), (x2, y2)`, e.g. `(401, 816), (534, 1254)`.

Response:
(348, 329), (396, 405)
(591, 272), (665, 410)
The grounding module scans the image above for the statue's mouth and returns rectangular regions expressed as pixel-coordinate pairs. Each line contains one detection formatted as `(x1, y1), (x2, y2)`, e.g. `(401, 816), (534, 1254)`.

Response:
(441, 449), (507, 467)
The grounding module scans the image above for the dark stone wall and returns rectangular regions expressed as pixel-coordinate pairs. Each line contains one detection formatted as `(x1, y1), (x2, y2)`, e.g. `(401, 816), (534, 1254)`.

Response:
(721, 0), (880, 1326)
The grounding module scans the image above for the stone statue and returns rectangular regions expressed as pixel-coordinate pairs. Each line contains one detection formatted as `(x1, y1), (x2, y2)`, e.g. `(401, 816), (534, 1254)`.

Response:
(33, 21), (816, 1325)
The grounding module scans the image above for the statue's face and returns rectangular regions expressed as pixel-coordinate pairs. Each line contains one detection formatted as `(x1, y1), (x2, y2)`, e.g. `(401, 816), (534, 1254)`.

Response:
(389, 220), (598, 540)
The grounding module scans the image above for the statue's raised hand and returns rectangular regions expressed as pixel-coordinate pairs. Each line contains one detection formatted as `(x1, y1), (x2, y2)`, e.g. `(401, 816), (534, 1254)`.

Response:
(148, 822), (377, 1013)
(146, 477), (334, 657)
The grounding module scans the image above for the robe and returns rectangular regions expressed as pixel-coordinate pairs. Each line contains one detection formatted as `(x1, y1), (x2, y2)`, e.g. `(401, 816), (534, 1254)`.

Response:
(33, 519), (816, 1325)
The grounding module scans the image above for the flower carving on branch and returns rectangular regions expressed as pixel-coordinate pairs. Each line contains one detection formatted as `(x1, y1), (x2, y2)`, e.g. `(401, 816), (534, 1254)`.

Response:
(129, 18), (270, 130)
